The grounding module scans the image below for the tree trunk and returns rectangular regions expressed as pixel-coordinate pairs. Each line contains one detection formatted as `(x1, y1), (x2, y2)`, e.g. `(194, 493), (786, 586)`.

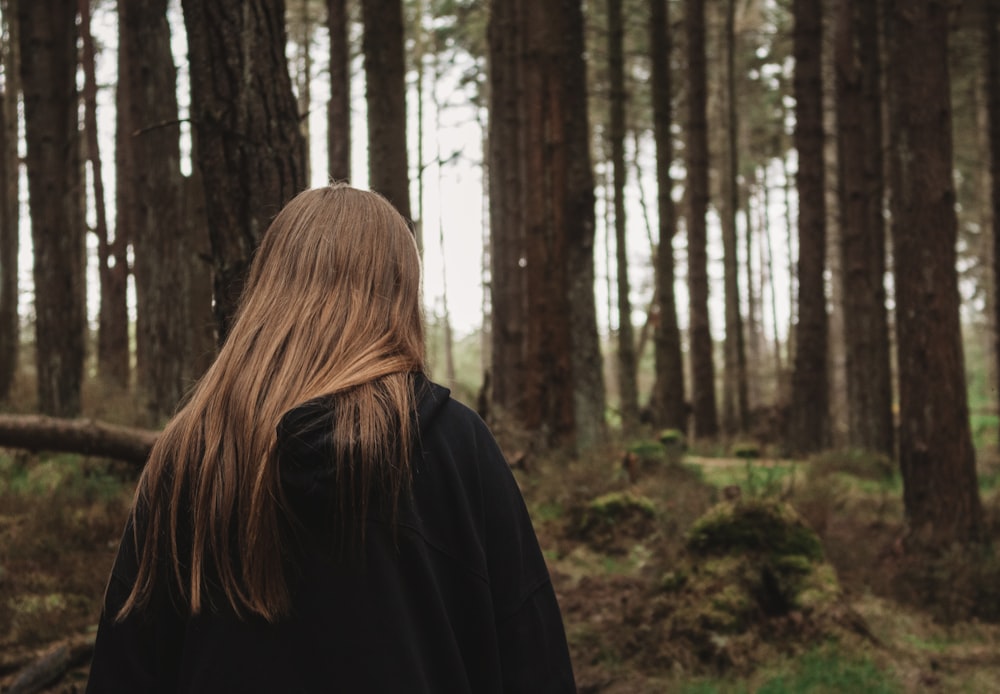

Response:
(487, 0), (526, 425)
(0, 415), (157, 466)
(988, 0), (1000, 454)
(181, 0), (307, 341)
(361, 0), (411, 220)
(886, 0), (983, 547)
(720, 0), (748, 434)
(19, 0), (85, 417)
(684, 0), (718, 439)
(294, 0), (313, 184)
(835, 0), (894, 456)
(487, 0), (605, 451)
(80, 0), (128, 390)
(0, 0), (19, 403)
(649, 0), (686, 431)
(789, 0), (829, 454)
(327, 0), (351, 182)
(121, 0), (198, 423)
(608, 0), (639, 432)
(823, 0), (847, 448)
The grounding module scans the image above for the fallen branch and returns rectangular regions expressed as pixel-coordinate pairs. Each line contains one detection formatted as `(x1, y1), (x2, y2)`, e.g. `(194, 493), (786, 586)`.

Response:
(0, 415), (158, 466)
(3, 633), (95, 694)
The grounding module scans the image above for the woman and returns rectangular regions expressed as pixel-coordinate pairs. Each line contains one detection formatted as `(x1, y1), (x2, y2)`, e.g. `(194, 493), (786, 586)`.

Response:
(87, 185), (576, 693)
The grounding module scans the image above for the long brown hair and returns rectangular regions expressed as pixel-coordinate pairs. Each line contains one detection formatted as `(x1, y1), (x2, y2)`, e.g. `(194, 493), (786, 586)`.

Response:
(119, 185), (424, 622)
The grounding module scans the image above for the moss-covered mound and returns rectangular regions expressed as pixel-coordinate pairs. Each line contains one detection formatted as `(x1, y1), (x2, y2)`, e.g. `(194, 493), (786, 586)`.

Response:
(626, 499), (869, 674)
(573, 491), (658, 553)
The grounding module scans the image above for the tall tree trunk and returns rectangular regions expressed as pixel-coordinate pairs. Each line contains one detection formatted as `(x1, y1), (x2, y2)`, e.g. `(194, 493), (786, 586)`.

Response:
(720, 0), (748, 433)
(988, 0), (1000, 453)
(0, 0), (19, 403)
(327, 0), (351, 182)
(294, 0), (314, 184)
(487, 0), (526, 425)
(80, 0), (127, 390)
(608, 0), (639, 432)
(563, 0), (607, 450)
(181, 0), (307, 341)
(19, 0), (84, 416)
(361, 0), (411, 220)
(121, 0), (202, 422)
(684, 0), (718, 439)
(649, 0), (686, 431)
(835, 0), (893, 456)
(823, 0), (847, 447)
(886, 0), (983, 547)
(789, 0), (829, 454)
(487, 0), (605, 450)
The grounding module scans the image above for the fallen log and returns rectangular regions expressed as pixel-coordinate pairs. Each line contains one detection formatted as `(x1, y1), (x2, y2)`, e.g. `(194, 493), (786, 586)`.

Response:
(0, 415), (158, 466)
(2, 633), (95, 694)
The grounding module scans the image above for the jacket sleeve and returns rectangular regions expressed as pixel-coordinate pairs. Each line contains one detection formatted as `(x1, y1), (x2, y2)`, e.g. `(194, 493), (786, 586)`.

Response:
(86, 516), (185, 694)
(476, 425), (577, 694)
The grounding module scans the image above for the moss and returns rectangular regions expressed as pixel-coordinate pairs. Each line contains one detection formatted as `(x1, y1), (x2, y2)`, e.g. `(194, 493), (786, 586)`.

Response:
(588, 491), (656, 519)
(685, 500), (824, 562)
(628, 440), (667, 461)
(574, 491), (658, 551)
(659, 428), (686, 446)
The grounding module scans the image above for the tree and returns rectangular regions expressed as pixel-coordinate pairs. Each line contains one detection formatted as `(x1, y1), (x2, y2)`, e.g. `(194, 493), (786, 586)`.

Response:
(19, 0), (85, 416)
(649, 0), (686, 431)
(788, 0), (829, 454)
(0, 0), (19, 403)
(886, 0), (983, 547)
(361, 0), (411, 219)
(487, 0), (605, 450)
(719, 0), (749, 433)
(121, 0), (203, 421)
(608, 0), (639, 431)
(684, 0), (718, 439)
(834, 0), (893, 456)
(181, 0), (307, 339)
(988, 0), (1000, 453)
(328, 0), (351, 181)
(80, 0), (128, 390)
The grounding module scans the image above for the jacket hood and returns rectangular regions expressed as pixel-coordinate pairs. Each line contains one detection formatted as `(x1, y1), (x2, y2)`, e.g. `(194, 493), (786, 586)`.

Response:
(275, 373), (451, 510)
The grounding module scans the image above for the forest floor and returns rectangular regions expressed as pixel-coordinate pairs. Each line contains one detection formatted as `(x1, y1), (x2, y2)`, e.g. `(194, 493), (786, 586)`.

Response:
(2, 440), (1000, 693)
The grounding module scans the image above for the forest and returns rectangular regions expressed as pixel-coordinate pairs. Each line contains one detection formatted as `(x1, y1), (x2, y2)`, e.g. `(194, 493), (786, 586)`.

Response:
(1, 0), (1000, 691)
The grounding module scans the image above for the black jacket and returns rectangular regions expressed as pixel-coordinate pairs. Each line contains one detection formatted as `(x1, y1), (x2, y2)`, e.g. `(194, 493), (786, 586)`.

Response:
(86, 377), (576, 693)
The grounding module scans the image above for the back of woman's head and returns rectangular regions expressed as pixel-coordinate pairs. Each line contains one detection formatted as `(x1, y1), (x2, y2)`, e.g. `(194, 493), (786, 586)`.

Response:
(121, 185), (425, 622)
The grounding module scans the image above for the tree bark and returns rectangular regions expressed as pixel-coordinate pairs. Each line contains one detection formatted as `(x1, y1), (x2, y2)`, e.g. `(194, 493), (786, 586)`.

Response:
(181, 0), (307, 341)
(684, 0), (718, 439)
(608, 0), (639, 432)
(327, 0), (351, 182)
(361, 0), (411, 220)
(988, 0), (1000, 454)
(720, 0), (748, 434)
(19, 0), (85, 417)
(293, 0), (314, 184)
(789, 0), (829, 454)
(0, 415), (157, 466)
(0, 0), (19, 403)
(3, 633), (95, 694)
(80, 0), (128, 390)
(121, 0), (200, 423)
(649, 0), (686, 431)
(487, 0), (526, 425)
(835, 0), (894, 456)
(487, 0), (605, 451)
(886, 0), (983, 547)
